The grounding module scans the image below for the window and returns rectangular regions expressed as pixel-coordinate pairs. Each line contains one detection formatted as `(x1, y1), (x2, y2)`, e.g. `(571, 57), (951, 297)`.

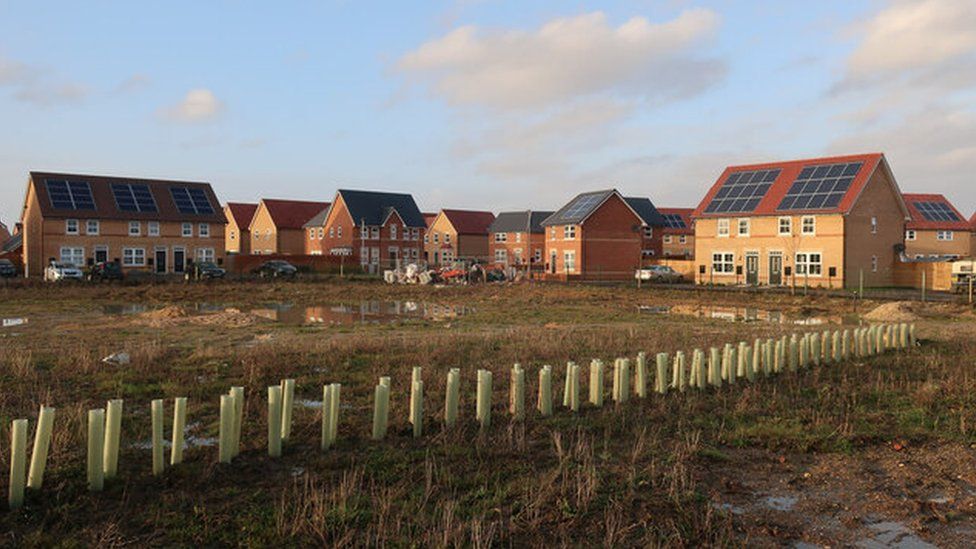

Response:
(642, 226), (653, 238)
(801, 216), (815, 235)
(411, 228), (419, 240)
(737, 218), (750, 236)
(564, 250), (576, 273)
(515, 232), (521, 243)
(337, 226), (342, 238)
(514, 248), (523, 263)
(679, 236), (687, 244)
(196, 248), (215, 263)
(494, 233), (508, 243)
(795, 252), (822, 276)
(778, 217), (792, 236)
(564, 225), (576, 240)
(360, 226), (368, 239)
(664, 235), (673, 244)
(370, 227), (379, 239)
(360, 246), (369, 265)
(550, 227), (556, 240)
(60, 247), (84, 265)
(308, 228), (315, 239)
(129, 221), (141, 236)
(717, 219), (730, 237)
(230, 231), (236, 241)
(424, 233), (429, 244)
(937, 230), (954, 241)
(318, 228), (324, 239)
(445, 233), (451, 244)
(182, 223), (193, 237)
(370, 247), (379, 263)
(148, 221), (160, 237)
(390, 225), (397, 240)
(905, 230), (916, 241)
(534, 249), (542, 263)
(871, 255), (878, 273)
(495, 249), (508, 263)
(870, 217), (878, 234)
(197, 224), (209, 238)
(66, 219), (79, 235)
(86, 220), (99, 235)
(711, 252), (734, 274)
(122, 247), (146, 267)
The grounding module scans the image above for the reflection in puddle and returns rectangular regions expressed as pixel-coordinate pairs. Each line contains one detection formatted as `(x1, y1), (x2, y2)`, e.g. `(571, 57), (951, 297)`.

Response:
(857, 519), (936, 549)
(765, 495), (798, 512)
(639, 304), (853, 325)
(250, 301), (471, 325)
(130, 422), (217, 449)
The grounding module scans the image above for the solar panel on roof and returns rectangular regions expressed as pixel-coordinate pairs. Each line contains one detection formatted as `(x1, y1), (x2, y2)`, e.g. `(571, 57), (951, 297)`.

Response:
(170, 187), (215, 215)
(662, 213), (686, 229)
(776, 162), (862, 212)
(704, 169), (780, 214)
(111, 183), (158, 213)
(915, 201), (960, 222)
(45, 179), (95, 210)
(561, 194), (604, 220)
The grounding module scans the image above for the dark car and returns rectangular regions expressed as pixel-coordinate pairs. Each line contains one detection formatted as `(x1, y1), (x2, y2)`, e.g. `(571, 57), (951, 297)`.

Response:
(254, 260), (297, 278)
(88, 261), (123, 282)
(0, 259), (16, 278)
(186, 261), (226, 281)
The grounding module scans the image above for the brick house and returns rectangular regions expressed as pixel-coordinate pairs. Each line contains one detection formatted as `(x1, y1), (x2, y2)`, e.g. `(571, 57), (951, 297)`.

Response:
(0, 220), (9, 244)
(303, 207), (331, 255)
(19, 171), (226, 277)
(658, 208), (695, 259)
(487, 210), (553, 270)
(902, 194), (971, 260)
(625, 197), (666, 261)
(541, 189), (653, 281)
(424, 209), (496, 266)
(308, 189), (426, 271)
(249, 199), (329, 255)
(223, 202), (258, 255)
(692, 153), (910, 289)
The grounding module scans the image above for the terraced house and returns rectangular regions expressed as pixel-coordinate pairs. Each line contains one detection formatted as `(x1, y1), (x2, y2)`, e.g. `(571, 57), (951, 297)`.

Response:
(692, 153), (910, 289)
(249, 198), (329, 255)
(423, 209), (495, 266)
(308, 189), (426, 271)
(658, 208), (695, 259)
(487, 210), (553, 270)
(901, 193), (972, 260)
(19, 172), (226, 277)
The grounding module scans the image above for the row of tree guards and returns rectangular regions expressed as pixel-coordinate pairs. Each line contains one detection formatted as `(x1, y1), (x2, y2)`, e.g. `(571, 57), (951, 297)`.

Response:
(6, 323), (917, 510)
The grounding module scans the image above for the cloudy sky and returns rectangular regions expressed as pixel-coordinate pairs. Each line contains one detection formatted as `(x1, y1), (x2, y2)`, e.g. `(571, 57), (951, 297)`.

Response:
(1, 0), (974, 227)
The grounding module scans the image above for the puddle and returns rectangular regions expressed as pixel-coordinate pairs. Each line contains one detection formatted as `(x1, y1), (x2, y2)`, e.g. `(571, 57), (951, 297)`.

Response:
(711, 502), (745, 515)
(639, 305), (854, 325)
(299, 399), (322, 409)
(765, 495), (798, 511)
(2, 317), (28, 328)
(249, 301), (472, 326)
(130, 422), (218, 449)
(857, 519), (936, 549)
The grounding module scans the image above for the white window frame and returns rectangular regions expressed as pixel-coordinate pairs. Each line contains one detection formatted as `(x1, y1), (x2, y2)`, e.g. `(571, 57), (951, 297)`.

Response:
(390, 225), (398, 240)
(679, 235), (687, 244)
(60, 246), (84, 266)
(494, 233), (507, 243)
(663, 235), (672, 244)
(317, 228), (323, 239)
(563, 225), (576, 240)
(795, 251), (823, 277)
(444, 233), (451, 244)
(199, 223), (210, 238)
(182, 222), (193, 237)
(642, 226), (653, 238)
(937, 230), (954, 241)
(147, 221), (160, 237)
(424, 233), (429, 244)
(360, 226), (368, 239)
(65, 219), (79, 235)
(801, 216), (816, 236)
(717, 219), (730, 237)
(778, 217), (792, 236)
(870, 217), (878, 234)
(360, 246), (369, 265)
(129, 221), (141, 236)
(515, 232), (522, 243)
(711, 252), (734, 274)
(905, 230), (916, 241)
(86, 219), (99, 235)
(370, 226), (380, 239)
(563, 250), (576, 273)
(337, 226), (342, 238)
(533, 249), (542, 263)
(495, 249), (508, 264)
(737, 218), (750, 237)
(433, 233), (440, 244)
(871, 255), (878, 273)
(122, 247), (146, 267)
(195, 247), (215, 263)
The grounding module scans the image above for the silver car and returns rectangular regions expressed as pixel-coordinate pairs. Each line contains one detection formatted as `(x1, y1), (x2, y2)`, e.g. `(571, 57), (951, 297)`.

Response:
(44, 261), (84, 282)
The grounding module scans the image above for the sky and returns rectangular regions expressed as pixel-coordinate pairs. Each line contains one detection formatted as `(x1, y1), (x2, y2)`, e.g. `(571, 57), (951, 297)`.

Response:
(1, 0), (975, 227)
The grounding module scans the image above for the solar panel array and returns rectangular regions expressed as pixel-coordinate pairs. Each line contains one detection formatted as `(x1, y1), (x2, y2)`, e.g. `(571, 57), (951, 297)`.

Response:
(46, 180), (95, 210)
(111, 183), (158, 213)
(661, 213), (687, 229)
(703, 169), (780, 214)
(171, 187), (215, 215)
(914, 201), (961, 222)
(777, 162), (861, 211)
(560, 193), (604, 221)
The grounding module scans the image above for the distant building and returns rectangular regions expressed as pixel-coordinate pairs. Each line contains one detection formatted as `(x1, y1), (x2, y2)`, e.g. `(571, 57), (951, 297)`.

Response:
(902, 193), (971, 260)
(19, 172), (226, 277)
(541, 189), (652, 280)
(249, 199), (329, 255)
(0, 220), (9, 244)
(692, 153), (910, 288)
(624, 197), (666, 260)
(424, 209), (495, 266)
(487, 210), (553, 269)
(303, 207), (331, 255)
(657, 208), (695, 259)
(223, 202), (258, 254)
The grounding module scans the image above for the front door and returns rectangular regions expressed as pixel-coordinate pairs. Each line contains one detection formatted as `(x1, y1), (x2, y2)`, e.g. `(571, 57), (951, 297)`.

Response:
(745, 253), (759, 285)
(173, 248), (186, 273)
(155, 249), (167, 274)
(549, 251), (557, 274)
(768, 253), (782, 286)
(95, 247), (108, 263)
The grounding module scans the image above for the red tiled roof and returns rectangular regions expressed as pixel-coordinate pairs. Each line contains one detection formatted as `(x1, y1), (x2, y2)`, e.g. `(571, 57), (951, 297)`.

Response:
(902, 193), (971, 231)
(259, 199), (331, 230)
(692, 153), (891, 219)
(440, 209), (496, 235)
(657, 207), (694, 235)
(423, 212), (437, 228)
(225, 202), (258, 228)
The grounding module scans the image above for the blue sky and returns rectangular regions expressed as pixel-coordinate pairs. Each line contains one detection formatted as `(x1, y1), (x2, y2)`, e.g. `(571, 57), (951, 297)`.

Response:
(2, 0), (975, 227)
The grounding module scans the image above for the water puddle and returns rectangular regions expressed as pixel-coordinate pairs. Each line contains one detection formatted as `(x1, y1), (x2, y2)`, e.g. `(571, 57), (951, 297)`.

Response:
(130, 422), (218, 450)
(857, 519), (936, 549)
(765, 495), (798, 511)
(639, 304), (853, 325)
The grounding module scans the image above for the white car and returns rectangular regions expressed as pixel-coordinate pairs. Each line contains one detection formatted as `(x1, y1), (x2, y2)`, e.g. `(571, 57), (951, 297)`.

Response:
(44, 261), (84, 282)
(635, 265), (683, 283)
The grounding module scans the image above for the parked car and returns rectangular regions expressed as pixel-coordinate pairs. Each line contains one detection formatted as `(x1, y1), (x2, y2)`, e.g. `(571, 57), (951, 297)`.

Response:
(254, 260), (297, 278)
(88, 261), (124, 282)
(635, 265), (683, 283)
(0, 259), (17, 278)
(185, 261), (226, 281)
(44, 261), (84, 282)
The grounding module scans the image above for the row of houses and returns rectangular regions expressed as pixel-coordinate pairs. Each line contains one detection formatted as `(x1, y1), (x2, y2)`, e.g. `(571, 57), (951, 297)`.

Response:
(2, 152), (974, 288)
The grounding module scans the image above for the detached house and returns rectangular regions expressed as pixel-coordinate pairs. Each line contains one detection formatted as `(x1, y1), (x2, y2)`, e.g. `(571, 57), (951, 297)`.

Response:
(541, 189), (655, 281)
(249, 199), (330, 255)
(902, 194), (971, 260)
(223, 202), (258, 254)
(303, 207), (331, 255)
(692, 153), (910, 289)
(487, 210), (553, 270)
(19, 172), (226, 277)
(309, 189), (426, 271)
(424, 209), (496, 266)
(625, 197), (665, 260)
(658, 208), (695, 259)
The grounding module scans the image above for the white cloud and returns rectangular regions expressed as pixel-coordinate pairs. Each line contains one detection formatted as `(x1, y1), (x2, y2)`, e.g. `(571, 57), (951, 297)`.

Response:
(0, 52), (88, 106)
(160, 89), (224, 122)
(398, 9), (724, 109)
